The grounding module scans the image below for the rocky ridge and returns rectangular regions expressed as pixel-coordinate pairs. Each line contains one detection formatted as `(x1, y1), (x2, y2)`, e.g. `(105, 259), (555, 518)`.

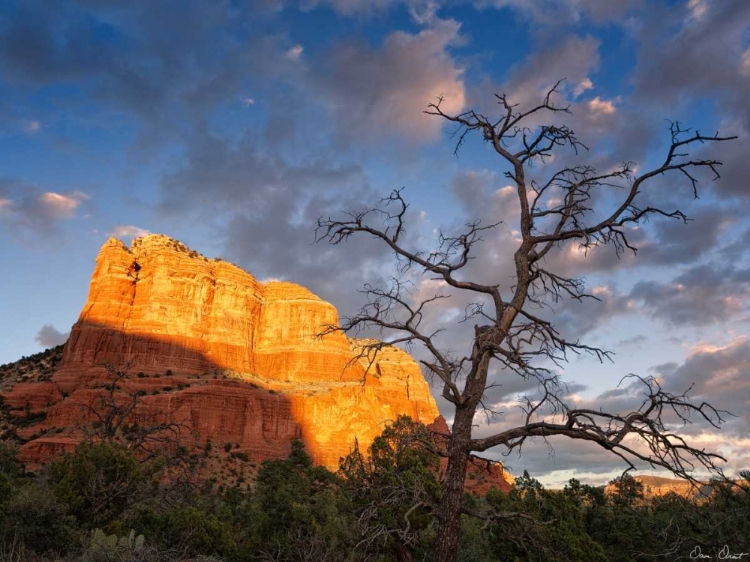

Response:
(604, 475), (714, 500)
(1, 234), (513, 491)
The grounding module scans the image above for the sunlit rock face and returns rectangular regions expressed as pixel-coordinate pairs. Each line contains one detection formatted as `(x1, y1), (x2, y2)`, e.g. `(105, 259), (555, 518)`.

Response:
(604, 475), (712, 500)
(58, 235), (266, 379)
(9, 235), (441, 469)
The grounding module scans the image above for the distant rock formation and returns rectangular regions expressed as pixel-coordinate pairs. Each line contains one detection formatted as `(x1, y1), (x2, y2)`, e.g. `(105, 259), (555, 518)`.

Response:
(605, 475), (713, 500)
(1, 234), (513, 492)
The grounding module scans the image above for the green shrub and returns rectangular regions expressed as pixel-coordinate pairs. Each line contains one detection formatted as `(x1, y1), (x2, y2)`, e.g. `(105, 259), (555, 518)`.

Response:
(153, 506), (236, 558)
(3, 482), (78, 554)
(50, 443), (163, 528)
(0, 443), (21, 478)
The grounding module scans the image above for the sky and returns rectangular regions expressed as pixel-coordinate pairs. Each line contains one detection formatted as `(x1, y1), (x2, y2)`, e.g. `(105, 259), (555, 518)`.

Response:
(0, 0), (749, 486)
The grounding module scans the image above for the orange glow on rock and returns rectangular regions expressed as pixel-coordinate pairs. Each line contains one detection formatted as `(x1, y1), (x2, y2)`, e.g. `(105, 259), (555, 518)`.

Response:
(10, 234), (439, 469)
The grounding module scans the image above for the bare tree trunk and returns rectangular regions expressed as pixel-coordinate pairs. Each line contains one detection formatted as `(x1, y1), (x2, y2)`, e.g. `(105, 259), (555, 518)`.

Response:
(395, 542), (415, 562)
(318, 86), (736, 562)
(435, 405), (473, 562)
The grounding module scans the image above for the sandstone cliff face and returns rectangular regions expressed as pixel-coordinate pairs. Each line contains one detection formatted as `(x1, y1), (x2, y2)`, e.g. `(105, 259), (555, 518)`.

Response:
(8, 235), (441, 470)
(3, 234), (513, 492)
(56, 236), (365, 385)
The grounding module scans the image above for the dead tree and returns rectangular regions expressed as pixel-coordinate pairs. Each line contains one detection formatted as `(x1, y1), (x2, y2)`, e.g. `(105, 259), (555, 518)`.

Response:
(316, 81), (737, 562)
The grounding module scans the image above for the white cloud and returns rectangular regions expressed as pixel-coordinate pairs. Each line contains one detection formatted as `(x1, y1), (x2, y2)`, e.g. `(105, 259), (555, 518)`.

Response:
(409, 0), (441, 25)
(37, 191), (89, 218)
(500, 36), (601, 112)
(315, 17), (465, 142)
(35, 324), (69, 348)
(111, 225), (151, 239)
(687, 336), (746, 358)
(0, 182), (91, 240)
(687, 0), (709, 22)
(22, 120), (41, 134)
(587, 96), (617, 119)
(285, 44), (304, 61)
(573, 77), (594, 97)
(242, 97), (256, 106)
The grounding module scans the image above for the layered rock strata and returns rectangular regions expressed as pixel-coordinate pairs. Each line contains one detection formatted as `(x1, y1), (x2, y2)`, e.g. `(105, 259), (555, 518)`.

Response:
(4, 236), (429, 466)
(2, 235), (513, 492)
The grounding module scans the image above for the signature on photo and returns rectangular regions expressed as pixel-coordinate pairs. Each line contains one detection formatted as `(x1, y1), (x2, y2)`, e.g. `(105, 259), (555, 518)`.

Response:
(690, 545), (749, 560)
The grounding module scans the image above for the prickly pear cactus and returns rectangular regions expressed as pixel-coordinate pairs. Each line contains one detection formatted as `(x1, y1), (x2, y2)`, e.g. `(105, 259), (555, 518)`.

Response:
(90, 528), (118, 552)
(88, 528), (146, 559)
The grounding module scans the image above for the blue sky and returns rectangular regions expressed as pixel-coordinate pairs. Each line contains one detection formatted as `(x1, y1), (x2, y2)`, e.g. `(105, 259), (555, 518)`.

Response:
(1, 0), (749, 484)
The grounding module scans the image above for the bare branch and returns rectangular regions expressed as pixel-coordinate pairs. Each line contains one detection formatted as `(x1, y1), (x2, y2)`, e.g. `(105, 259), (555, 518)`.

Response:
(318, 80), (736, 562)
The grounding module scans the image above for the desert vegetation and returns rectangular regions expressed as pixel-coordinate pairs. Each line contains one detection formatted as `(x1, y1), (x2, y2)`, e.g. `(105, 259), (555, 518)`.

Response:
(0, 346), (64, 386)
(0, 416), (747, 562)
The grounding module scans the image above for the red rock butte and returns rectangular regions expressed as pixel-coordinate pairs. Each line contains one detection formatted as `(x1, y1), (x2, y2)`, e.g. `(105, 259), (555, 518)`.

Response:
(7, 234), (442, 465)
(3, 234), (513, 491)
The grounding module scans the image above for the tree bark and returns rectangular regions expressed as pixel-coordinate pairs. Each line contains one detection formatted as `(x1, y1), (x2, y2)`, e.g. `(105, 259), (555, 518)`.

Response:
(434, 404), (473, 562)
(395, 542), (415, 562)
